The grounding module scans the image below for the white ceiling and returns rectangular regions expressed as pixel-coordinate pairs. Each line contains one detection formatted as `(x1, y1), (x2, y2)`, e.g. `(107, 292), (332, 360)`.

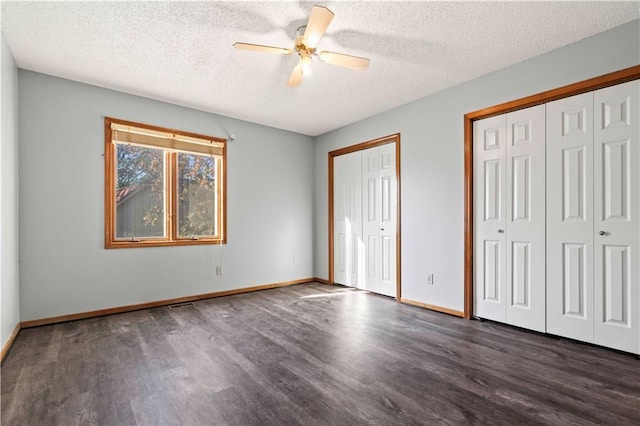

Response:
(2, 1), (638, 136)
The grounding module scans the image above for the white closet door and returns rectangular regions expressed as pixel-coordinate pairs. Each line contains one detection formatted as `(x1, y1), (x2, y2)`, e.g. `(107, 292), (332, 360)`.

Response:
(377, 143), (397, 297)
(546, 92), (595, 342)
(333, 151), (363, 287)
(362, 144), (397, 297)
(593, 81), (639, 354)
(505, 105), (546, 331)
(474, 115), (507, 322)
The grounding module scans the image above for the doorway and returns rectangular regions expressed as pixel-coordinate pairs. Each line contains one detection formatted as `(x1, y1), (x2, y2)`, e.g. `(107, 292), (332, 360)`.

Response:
(328, 134), (401, 298)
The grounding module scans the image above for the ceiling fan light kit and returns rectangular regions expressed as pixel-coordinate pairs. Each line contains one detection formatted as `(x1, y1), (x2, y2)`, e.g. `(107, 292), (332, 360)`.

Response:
(233, 5), (370, 87)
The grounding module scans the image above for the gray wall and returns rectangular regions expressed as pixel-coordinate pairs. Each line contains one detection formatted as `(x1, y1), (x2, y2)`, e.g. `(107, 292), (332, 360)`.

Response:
(18, 71), (314, 321)
(313, 20), (640, 312)
(11, 19), (640, 323)
(1, 34), (20, 346)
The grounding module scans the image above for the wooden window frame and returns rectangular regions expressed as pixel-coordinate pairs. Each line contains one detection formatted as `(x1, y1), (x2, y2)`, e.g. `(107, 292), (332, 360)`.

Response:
(463, 65), (640, 319)
(105, 117), (227, 249)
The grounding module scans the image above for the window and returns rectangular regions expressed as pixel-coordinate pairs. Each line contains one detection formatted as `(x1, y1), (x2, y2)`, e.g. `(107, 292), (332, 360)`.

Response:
(105, 117), (226, 248)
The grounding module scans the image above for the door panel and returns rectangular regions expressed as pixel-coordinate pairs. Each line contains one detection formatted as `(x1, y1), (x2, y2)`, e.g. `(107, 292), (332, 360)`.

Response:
(602, 140), (630, 221)
(562, 147), (587, 221)
(547, 92), (595, 342)
(593, 81), (639, 354)
(511, 241), (530, 307)
(511, 155), (530, 222)
(474, 115), (507, 322)
(381, 176), (392, 222)
(602, 245), (630, 325)
(484, 159), (501, 222)
(562, 243), (587, 319)
(483, 240), (501, 301)
(367, 178), (377, 222)
(506, 105), (545, 331)
(381, 236), (392, 282)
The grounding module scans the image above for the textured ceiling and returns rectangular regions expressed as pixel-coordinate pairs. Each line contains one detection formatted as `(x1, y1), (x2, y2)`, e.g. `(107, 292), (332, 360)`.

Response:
(2, 1), (638, 136)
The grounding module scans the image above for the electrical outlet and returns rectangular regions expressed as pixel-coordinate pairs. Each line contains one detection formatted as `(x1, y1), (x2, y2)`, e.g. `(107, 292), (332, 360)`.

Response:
(427, 274), (434, 285)
(293, 256), (300, 264)
(216, 266), (223, 276)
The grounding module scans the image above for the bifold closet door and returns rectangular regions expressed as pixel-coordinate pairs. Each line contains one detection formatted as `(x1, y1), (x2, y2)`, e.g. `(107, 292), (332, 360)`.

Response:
(593, 81), (639, 354)
(547, 81), (639, 354)
(474, 115), (507, 322)
(362, 144), (397, 297)
(333, 151), (363, 287)
(546, 92), (595, 342)
(505, 105), (546, 332)
(334, 144), (397, 296)
(474, 105), (545, 328)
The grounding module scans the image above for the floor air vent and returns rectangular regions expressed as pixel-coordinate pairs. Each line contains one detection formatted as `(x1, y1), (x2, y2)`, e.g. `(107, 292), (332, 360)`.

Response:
(168, 301), (196, 309)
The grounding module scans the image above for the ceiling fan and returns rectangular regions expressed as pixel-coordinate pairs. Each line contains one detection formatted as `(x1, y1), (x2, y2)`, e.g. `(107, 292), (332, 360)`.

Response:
(233, 5), (370, 87)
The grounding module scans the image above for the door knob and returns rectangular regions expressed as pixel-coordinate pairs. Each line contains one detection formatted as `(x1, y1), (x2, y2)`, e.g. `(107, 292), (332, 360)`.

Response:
(498, 229), (505, 233)
(380, 228), (385, 231)
(599, 230), (607, 236)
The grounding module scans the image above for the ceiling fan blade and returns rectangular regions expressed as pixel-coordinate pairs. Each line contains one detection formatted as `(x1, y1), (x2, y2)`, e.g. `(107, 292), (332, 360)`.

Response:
(286, 64), (304, 87)
(318, 51), (370, 70)
(303, 6), (334, 48)
(233, 42), (292, 55)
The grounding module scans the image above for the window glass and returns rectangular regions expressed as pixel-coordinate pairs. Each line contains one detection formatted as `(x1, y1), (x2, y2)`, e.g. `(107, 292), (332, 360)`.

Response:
(177, 153), (217, 238)
(115, 144), (166, 239)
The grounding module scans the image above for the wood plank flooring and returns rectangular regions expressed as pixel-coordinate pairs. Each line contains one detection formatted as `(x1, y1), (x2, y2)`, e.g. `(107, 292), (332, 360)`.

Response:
(2, 283), (639, 425)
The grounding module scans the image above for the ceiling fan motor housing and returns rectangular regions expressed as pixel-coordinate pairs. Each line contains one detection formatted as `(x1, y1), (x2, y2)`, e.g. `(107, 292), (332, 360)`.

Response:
(295, 26), (315, 59)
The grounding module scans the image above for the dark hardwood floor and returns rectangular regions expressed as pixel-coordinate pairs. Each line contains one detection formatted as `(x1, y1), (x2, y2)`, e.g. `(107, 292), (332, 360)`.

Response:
(2, 283), (639, 425)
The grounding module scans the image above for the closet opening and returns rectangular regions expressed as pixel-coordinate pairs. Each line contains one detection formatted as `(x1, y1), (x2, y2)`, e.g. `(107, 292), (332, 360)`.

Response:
(328, 134), (401, 299)
(464, 64), (640, 320)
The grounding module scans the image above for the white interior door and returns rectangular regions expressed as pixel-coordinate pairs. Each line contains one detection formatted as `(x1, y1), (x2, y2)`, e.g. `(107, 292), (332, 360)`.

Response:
(505, 105), (546, 332)
(546, 92), (595, 342)
(334, 143), (397, 296)
(333, 151), (363, 288)
(593, 80), (639, 354)
(474, 115), (507, 322)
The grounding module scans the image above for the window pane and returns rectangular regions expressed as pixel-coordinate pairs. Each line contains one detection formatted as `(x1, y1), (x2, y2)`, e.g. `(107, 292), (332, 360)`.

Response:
(177, 153), (217, 238)
(115, 144), (166, 239)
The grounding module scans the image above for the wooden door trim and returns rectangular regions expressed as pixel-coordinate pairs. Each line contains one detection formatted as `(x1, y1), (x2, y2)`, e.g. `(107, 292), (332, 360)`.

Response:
(464, 64), (640, 320)
(328, 134), (402, 300)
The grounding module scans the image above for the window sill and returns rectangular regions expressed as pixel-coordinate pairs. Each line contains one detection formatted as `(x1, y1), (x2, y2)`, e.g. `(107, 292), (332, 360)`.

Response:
(105, 239), (226, 249)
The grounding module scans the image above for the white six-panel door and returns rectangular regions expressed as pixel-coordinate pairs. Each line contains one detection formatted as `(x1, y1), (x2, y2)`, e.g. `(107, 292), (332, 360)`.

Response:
(474, 115), (507, 322)
(505, 105), (546, 332)
(333, 151), (363, 288)
(593, 81), (639, 353)
(546, 92), (595, 342)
